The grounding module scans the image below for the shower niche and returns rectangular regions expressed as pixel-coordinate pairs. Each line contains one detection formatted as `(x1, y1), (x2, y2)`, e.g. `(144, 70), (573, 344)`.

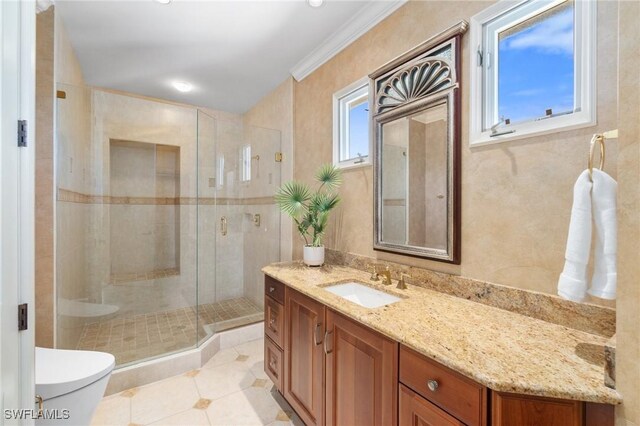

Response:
(109, 140), (181, 284)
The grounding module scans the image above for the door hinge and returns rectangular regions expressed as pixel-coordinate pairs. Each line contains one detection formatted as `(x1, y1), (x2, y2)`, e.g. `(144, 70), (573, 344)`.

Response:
(477, 46), (483, 67)
(17, 120), (27, 147)
(18, 303), (28, 331)
(275, 152), (283, 162)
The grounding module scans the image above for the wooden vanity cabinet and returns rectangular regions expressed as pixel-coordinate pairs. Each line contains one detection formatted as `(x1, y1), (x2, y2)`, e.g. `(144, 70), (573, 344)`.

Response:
(265, 277), (614, 426)
(400, 345), (487, 426)
(492, 392), (614, 426)
(284, 287), (326, 426)
(264, 276), (285, 392)
(400, 384), (464, 426)
(325, 309), (398, 426)
(492, 392), (583, 426)
(277, 285), (398, 426)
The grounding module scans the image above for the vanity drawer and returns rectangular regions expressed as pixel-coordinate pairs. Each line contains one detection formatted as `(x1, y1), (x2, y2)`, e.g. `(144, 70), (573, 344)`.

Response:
(265, 275), (285, 304)
(400, 345), (486, 426)
(264, 337), (283, 392)
(265, 296), (284, 348)
(400, 384), (464, 426)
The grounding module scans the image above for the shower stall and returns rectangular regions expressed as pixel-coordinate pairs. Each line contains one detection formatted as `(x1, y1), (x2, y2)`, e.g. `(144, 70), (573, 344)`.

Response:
(55, 85), (281, 367)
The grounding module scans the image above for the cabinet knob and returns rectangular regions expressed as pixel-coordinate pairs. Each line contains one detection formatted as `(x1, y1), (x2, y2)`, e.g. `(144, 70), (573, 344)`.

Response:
(427, 379), (439, 392)
(269, 287), (275, 293)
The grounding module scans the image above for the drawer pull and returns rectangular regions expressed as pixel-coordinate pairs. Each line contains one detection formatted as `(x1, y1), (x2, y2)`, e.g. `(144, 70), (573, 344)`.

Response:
(269, 286), (275, 293)
(427, 379), (439, 392)
(313, 323), (323, 346)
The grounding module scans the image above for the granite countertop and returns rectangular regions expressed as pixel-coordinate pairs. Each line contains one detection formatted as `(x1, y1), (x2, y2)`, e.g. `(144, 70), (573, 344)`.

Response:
(262, 261), (622, 405)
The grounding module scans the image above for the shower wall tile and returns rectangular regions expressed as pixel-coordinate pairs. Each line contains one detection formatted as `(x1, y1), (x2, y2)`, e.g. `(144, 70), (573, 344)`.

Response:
(242, 77), (294, 263)
(242, 204), (280, 309)
(215, 205), (244, 301)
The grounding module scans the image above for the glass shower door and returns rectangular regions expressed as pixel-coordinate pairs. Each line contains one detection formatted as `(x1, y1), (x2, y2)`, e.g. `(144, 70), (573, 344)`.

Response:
(197, 119), (281, 336)
(56, 84), (200, 367)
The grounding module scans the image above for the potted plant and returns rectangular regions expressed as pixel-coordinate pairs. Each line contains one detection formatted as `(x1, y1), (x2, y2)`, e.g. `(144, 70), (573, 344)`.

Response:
(275, 164), (342, 266)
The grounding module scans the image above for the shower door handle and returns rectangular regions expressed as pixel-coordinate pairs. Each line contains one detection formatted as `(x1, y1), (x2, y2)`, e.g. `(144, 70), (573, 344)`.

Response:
(220, 217), (228, 236)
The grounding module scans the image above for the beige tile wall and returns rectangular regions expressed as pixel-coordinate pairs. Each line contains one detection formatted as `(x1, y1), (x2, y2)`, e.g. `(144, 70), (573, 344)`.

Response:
(242, 78), (295, 262)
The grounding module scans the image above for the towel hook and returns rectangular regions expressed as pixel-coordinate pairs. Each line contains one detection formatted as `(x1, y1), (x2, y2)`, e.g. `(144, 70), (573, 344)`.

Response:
(588, 134), (605, 181)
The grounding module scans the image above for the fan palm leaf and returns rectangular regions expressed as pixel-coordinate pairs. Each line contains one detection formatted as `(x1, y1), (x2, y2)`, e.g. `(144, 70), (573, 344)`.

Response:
(275, 181), (311, 217)
(315, 164), (342, 190)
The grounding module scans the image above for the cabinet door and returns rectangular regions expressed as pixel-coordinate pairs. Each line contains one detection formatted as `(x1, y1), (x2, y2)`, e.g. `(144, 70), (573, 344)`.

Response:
(492, 392), (584, 426)
(399, 384), (464, 426)
(284, 288), (325, 426)
(325, 310), (398, 426)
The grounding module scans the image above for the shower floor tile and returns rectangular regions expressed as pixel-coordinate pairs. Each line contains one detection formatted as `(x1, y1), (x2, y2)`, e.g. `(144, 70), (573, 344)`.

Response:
(76, 297), (263, 366)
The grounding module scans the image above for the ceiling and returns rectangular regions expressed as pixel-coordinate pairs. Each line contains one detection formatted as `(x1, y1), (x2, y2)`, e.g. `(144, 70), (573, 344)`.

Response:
(55, 0), (373, 113)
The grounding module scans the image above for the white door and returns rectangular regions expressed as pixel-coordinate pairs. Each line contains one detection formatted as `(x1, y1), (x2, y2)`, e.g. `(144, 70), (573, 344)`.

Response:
(1, 0), (36, 424)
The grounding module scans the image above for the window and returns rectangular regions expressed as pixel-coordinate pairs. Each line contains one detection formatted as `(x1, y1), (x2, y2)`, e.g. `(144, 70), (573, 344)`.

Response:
(469, 0), (596, 146)
(240, 145), (251, 182)
(333, 77), (371, 169)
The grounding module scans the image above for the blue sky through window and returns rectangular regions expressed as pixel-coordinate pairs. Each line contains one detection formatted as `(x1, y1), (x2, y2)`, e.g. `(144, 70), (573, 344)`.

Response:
(498, 2), (574, 124)
(348, 100), (369, 160)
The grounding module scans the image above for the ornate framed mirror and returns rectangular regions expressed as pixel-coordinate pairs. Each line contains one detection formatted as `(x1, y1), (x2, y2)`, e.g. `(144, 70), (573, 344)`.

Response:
(370, 22), (466, 263)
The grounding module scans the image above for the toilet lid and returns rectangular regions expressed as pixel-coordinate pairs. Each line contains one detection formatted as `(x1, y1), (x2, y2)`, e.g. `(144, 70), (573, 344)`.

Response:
(36, 347), (115, 400)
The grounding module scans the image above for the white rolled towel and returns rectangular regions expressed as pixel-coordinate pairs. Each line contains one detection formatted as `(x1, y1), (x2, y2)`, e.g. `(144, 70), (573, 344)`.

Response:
(589, 169), (617, 300)
(558, 170), (593, 302)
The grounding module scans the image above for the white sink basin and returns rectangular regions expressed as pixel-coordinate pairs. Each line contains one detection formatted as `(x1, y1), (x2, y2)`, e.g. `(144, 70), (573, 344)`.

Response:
(323, 282), (402, 308)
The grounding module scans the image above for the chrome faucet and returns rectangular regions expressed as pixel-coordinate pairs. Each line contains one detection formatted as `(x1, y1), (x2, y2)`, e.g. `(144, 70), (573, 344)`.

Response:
(380, 266), (392, 286)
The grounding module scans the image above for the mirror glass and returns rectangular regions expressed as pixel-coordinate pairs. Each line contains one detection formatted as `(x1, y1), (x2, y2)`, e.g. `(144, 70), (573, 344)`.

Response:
(380, 101), (449, 249)
(371, 27), (464, 263)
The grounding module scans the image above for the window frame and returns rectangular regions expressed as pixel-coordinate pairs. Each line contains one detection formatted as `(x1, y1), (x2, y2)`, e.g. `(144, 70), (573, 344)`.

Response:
(333, 77), (372, 170)
(469, 0), (597, 146)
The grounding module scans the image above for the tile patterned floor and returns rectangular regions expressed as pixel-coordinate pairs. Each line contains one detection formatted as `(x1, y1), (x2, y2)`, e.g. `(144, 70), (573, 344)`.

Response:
(77, 298), (264, 366)
(91, 338), (303, 426)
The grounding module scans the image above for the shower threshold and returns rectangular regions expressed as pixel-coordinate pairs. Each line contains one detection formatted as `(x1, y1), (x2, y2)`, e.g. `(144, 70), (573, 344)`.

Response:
(76, 297), (263, 367)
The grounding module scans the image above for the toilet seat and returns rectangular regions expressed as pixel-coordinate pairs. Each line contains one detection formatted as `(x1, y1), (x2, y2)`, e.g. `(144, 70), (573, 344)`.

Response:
(36, 347), (115, 400)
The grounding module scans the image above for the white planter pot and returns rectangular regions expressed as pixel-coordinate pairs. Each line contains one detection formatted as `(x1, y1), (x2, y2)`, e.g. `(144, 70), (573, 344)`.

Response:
(303, 245), (325, 267)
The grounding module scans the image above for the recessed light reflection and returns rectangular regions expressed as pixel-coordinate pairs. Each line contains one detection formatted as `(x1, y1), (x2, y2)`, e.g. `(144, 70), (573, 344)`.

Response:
(172, 81), (193, 93)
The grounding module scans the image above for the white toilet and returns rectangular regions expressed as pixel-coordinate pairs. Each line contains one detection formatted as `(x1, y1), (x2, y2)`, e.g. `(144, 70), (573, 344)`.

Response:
(35, 347), (115, 425)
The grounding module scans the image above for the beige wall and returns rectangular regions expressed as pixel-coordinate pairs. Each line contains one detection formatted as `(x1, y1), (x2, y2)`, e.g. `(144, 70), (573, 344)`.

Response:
(294, 0), (618, 304)
(293, 1), (638, 424)
(614, 1), (640, 425)
(35, 8), (55, 348)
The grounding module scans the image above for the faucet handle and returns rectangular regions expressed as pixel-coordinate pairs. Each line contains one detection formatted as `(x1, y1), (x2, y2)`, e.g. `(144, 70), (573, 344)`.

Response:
(369, 264), (379, 281)
(397, 273), (411, 290)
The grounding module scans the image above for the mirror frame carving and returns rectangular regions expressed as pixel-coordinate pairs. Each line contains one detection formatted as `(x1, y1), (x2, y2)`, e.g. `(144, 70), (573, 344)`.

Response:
(370, 21), (467, 264)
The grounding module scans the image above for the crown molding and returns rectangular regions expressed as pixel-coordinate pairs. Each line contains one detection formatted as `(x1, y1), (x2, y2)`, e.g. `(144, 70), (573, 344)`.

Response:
(290, 0), (408, 82)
